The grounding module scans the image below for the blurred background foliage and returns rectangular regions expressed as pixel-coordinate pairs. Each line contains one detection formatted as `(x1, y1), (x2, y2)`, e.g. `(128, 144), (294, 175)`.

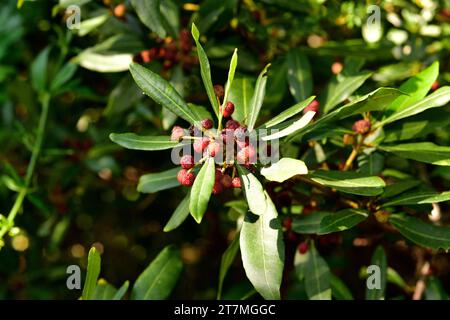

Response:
(0, 0), (449, 299)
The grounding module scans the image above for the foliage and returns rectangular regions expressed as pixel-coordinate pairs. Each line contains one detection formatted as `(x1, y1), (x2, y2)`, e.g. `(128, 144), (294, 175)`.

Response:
(0, 0), (449, 300)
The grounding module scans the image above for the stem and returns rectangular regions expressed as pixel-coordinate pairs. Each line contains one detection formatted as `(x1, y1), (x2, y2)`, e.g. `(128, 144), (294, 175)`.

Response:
(0, 93), (50, 241)
(343, 146), (360, 171)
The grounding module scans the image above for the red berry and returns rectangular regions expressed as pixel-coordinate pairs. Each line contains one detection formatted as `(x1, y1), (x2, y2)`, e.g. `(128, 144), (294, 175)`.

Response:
(431, 81), (439, 91)
(221, 174), (232, 188)
(180, 155), (194, 169)
(352, 119), (371, 135)
(207, 141), (221, 157)
(215, 169), (223, 179)
(231, 177), (242, 188)
(193, 137), (210, 153)
(236, 144), (257, 164)
(140, 50), (152, 63)
(113, 4), (126, 18)
(298, 242), (308, 254)
(214, 85), (224, 98)
(222, 101), (235, 118)
(177, 169), (195, 186)
(303, 100), (319, 115)
(234, 126), (247, 141)
(282, 217), (292, 231)
(212, 180), (223, 194)
(225, 120), (240, 130)
(201, 118), (213, 129)
(221, 129), (234, 144)
(171, 126), (185, 141)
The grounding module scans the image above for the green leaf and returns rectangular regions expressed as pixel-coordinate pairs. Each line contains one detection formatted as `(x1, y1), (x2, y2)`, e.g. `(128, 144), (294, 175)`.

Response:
(237, 165), (266, 216)
(31, 47), (50, 92)
(309, 170), (386, 196)
(50, 62), (77, 92)
(77, 14), (109, 37)
(425, 277), (448, 300)
(365, 246), (387, 300)
(262, 111), (316, 141)
(113, 281), (129, 300)
(92, 280), (118, 300)
(260, 158), (308, 182)
(138, 167), (180, 193)
(129, 63), (199, 125)
(292, 209), (368, 235)
(330, 274), (354, 300)
(382, 190), (450, 207)
(131, 0), (167, 38)
(358, 152), (384, 175)
(286, 48), (312, 102)
(380, 142), (450, 166)
(292, 88), (404, 141)
(228, 77), (254, 123)
(262, 96), (315, 128)
(304, 243), (331, 300)
(222, 48), (238, 109)
(317, 209), (369, 235)
(264, 57), (288, 107)
(381, 180), (421, 199)
(389, 214), (450, 250)
(82, 247), (101, 300)
(383, 61), (439, 118)
(240, 192), (284, 300)
(189, 157), (215, 223)
(109, 133), (182, 151)
(292, 212), (330, 234)
(379, 86), (450, 126)
(322, 71), (372, 114)
(247, 64), (270, 131)
(132, 245), (183, 300)
(164, 192), (190, 232)
(191, 23), (220, 117)
(218, 232), (240, 300)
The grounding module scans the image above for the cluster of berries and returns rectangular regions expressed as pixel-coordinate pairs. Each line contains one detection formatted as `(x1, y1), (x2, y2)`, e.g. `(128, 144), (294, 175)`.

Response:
(136, 29), (196, 70)
(171, 91), (261, 192)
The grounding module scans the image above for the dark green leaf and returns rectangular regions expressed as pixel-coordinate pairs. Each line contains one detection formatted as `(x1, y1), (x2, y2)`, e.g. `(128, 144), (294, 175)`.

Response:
(247, 64), (270, 131)
(132, 245), (183, 300)
(138, 167), (180, 193)
(131, 0), (167, 38)
(389, 214), (450, 250)
(189, 157), (215, 223)
(358, 152), (384, 175)
(31, 46), (50, 92)
(191, 23), (220, 117)
(382, 189), (450, 207)
(164, 192), (190, 232)
(218, 232), (240, 299)
(262, 96), (315, 128)
(110, 133), (182, 151)
(381, 180), (421, 199)
(425, 277), (448, 300)
(286, 48), (312, 102)
(330, 274), (354, 300)
(309, 170), (385, 196)
(129, 63), (199, 125)
(380, 142), (450, 166)
(50, 62), (77, 92)
(292, 209), (368, 235)
(322, 71), (372, 114)
(228, 77), (254, 123)
(304, 243), (331, 300)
